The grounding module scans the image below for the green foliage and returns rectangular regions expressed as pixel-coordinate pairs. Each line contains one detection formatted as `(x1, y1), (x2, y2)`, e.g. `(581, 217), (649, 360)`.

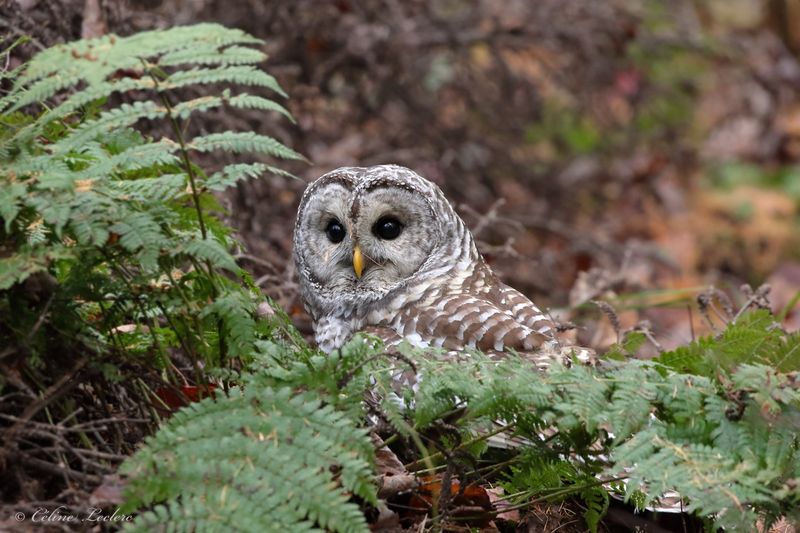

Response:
(711, 162), (800, 202)
(525, 103), (603, 156)
(126, 309), (799, 531)
(367, 314), (800, 531)
(121, 334), (383, 532)
(656, 309), (800, 374)
(122, 383), (375, 533)
(0, 23), (301, 374)
(0, 24), (341, 531)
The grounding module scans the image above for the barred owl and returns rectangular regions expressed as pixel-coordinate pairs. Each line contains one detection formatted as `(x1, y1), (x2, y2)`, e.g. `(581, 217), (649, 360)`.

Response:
(293, 165), (586, 369)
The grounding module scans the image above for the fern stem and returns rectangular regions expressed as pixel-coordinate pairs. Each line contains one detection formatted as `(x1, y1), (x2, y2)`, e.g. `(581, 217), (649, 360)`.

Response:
(101, 249), (178, 383)
(143, 64), (230, 374)
(142, 63), (221, 295)
(405, 422), (517, 472)
(144, 68), (209, 243)
(466, 474), (629, 519)
(153, 299), (204, 387)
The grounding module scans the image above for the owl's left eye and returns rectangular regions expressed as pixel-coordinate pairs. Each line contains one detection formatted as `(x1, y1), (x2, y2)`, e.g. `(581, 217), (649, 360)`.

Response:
(373, 217), (403, 240)
(325, 220), (346, 243)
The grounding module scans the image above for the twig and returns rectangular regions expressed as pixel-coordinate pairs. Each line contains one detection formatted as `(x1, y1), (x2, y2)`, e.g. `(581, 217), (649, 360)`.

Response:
(145, 66), (209, 242)
(16, 453), (103, 484)
(1, 355), (89, 464)
(632, 320), (664, 354)
(731, 284), (772, 324)
(696, 293), (718, 333)
(404, 422), (517, 472)
(25, 292), (55, 343)
(234, 253), (282, 274)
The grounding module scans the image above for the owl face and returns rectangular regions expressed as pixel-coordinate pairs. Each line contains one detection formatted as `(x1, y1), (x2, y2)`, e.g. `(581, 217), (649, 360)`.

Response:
(294, 165), (470, 317)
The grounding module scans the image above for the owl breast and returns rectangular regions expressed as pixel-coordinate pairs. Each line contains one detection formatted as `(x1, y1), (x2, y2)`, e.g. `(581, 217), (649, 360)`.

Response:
(312, 315), (357, 353)
(326, 260), (555, 359)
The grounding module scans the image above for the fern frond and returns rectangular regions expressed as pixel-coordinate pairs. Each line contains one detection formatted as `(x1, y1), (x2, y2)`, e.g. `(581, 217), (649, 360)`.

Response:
(73, 140), (183, 176)
(108, 212), (163, 252)
(0, 247), (71, 290)
(3, 22), (304, 532)
(0, 181), (26, 231)
(162, 65), (286, 96)
(172, 92), (293, 121)
(2, 71), (82, 113)
(180, 237), (239, 273)
(200, 291), (256, 359)
(109, 174), (188, 203)
(56, 102), (166, 152)
(158, 44), (267, 67)
(205, 162), (295, 191)
(119, 23), (262, 58)
(582, 486), (610, 533)
(11, 24), (260, 89)
(122, 385), (375, 533)
(189, 131), (304, 160)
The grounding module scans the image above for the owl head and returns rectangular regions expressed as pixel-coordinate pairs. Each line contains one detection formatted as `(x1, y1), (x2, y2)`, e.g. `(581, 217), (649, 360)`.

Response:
(293, 165), (479, 318)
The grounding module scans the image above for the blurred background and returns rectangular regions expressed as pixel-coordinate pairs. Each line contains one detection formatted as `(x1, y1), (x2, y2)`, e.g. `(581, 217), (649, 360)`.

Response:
(4, 0), (800, 354)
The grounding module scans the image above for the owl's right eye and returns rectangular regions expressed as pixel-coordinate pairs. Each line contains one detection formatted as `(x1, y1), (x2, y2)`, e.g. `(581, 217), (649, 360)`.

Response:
(325, 220), (346, 243)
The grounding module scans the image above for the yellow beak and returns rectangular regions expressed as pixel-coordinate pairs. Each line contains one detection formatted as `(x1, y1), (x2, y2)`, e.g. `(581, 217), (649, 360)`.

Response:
(353, 246), (365, 279)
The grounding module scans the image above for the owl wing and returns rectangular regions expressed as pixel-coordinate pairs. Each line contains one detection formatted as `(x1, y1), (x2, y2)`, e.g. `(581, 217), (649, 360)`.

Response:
(360, 325), (405, 347)
(492, 284), (597, 366)
(405, 278), (590, 368)
(492, 283), (556, 336)
(401, 289), (555, 363)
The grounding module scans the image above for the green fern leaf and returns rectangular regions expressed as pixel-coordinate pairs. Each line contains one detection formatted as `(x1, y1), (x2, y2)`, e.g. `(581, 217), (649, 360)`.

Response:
(0, 181), (26, 231)
(109, 174), (188, 203)
(0, 248), (71, 290)
(205, 163), (295, 191)
(56, 101), (167, 152)
(181, 237), (239, 273)
(171, 92), (293, 122)
(74, 140), (182, 177)
(158, 44), (266, 67)
(5, 78), (156, 152)
(109, 212), (165, 252)
(189, 131), (303, 160)
(200, 291), (257, 359)
(582, 486), (609, 533)
(122, 385), (375, 533)
(163, 65), (286, 97)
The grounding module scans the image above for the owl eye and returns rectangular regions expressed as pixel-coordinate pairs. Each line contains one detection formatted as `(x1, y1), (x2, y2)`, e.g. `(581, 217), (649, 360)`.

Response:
(325, 220), (346, 243)
(373, 217), (403, 240)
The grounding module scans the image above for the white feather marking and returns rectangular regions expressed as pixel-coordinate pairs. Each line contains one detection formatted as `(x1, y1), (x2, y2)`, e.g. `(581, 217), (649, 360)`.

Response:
(477, 309), (501, 323)
(512, 302), (537, 313)
(404, 332), (428, 348)
(451, 306), (476, 322)
(435, 294), (461, 312)
(525, 314), (548, 324)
